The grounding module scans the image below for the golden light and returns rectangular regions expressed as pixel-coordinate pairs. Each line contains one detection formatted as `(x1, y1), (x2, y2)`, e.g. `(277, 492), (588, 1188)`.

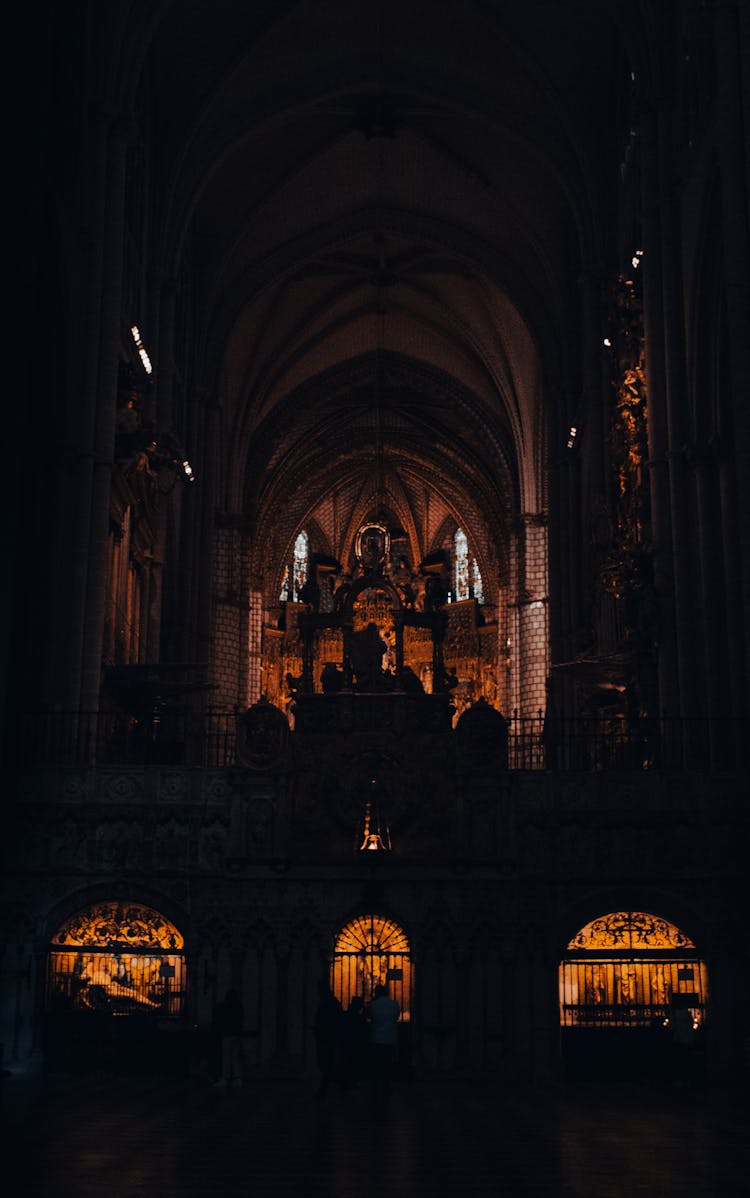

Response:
(559, 911), (707, 1029)
(47, 902), (186, 1016)
(332, 914), (411, 1020)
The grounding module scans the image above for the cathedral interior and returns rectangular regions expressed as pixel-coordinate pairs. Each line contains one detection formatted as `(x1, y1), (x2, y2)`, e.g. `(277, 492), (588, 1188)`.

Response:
(2, 0), (749, 1108)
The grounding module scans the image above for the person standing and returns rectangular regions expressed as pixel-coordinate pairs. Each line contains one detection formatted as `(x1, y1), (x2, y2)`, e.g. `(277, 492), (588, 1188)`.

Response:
(368, 983), (400, 1108)
(313, 982), (342, 1100)
(212, 988), (244, 1086)
(339, 995), (369, 1095)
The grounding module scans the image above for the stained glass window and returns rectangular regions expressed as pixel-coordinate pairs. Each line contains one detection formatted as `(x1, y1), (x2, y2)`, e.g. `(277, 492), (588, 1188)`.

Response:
(279, 564), (290, 602)
(472, 558), (484, 604)
(454, 529), (469, 600)
(332, 914), (411, 1019)
(293, 530), (309, 601)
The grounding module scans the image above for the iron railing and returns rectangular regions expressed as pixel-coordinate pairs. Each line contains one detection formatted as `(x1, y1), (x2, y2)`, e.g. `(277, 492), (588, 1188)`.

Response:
(15, 708), (744, 771)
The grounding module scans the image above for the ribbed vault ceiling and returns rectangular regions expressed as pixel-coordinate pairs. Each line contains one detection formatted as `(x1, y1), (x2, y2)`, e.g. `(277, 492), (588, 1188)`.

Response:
(128, 0), (635, 591)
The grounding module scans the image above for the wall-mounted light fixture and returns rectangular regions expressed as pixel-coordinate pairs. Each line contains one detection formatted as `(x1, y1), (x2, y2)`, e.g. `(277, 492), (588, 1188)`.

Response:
(130, 325), (153, 375)
(358, 783), (391, 853)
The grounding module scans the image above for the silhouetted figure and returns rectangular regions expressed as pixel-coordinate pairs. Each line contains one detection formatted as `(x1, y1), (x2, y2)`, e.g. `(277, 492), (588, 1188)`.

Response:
(212, 988), (244, 1086)
(668, 994), (698, 1088)
(351, 622), (388, 689)
(368, 983), (400, 1109)
(339, 996), (369, 1094)
(321, 662), (345, 693)
(313, 982), (342, 1099)
(399, 666), (424, 694)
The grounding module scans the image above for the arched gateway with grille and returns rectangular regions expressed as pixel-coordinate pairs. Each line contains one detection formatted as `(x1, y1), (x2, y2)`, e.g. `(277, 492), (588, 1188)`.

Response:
(559, 910), (707, 1028)
(559, 910), (708, 1079)
(47, 901), (186, 1016)
(332, 914), (411, 1020)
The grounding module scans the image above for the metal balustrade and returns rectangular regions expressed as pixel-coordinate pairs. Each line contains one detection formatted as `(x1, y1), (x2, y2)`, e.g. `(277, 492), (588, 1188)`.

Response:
(16, 708), (743, 771)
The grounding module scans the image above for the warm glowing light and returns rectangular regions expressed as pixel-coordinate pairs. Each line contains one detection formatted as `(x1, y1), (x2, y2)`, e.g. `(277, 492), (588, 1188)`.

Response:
(569, 911), (694, 951)
(332, 915), (411, 1019)
(560, 912), (707, 1029)
(53, 901), (184, 949)
(567, 425), (578, 449)
(182, 460), (195, 482)
(603, 337), (612, 347)
(48, 902), (186, 1016)
(358, 797), (391, 852)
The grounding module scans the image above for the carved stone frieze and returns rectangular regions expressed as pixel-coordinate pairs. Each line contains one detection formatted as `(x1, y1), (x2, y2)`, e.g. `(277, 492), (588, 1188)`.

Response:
(158, 770), (190, 801)
(97, 772), (145, 803)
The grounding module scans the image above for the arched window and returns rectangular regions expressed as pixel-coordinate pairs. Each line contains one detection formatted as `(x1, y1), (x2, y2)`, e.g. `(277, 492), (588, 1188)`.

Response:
(279, 564), (290, 603)
(559, 911), (707, 1029)
(472, 558), (484, 604)
(332, 914), (411, 1019)
(292, 530), (309, 601)
(47, 901), (186, 1016)
(454, 528), (469, 600)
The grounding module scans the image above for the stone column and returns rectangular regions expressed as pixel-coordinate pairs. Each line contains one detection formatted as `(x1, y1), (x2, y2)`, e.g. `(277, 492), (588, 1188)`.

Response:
(690, 446), (724, 764)
(716, 442), (744, 737)
(517, 515), (549, 717)
(64, 118), (114, 711)
(147, 280), (178, 664)
(80, 119), (129, 713)
(640, 104), (679, 719)
(656, 91), (703, 724)
(714, 0), (750, 709)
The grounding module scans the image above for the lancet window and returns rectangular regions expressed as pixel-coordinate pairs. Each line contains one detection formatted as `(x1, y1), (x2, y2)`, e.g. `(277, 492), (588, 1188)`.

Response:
(472, 558), (484, 604)
(453, 528), (483, 603)
(293, 530), (309, 601)
(454, 529), (470, 599)
(278, 530), (310, 603)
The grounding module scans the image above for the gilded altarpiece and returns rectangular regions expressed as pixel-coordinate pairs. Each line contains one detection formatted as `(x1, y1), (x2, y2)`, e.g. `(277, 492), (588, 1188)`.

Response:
(443, 600), (499, 721)
(262, 597), (498, 718)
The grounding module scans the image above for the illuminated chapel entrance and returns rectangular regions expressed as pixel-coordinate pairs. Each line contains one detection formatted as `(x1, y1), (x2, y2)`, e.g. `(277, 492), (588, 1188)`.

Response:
(332, 914), (411, 1020)
(559, 911), (708, 1079)
(45, 901), (187, 1074)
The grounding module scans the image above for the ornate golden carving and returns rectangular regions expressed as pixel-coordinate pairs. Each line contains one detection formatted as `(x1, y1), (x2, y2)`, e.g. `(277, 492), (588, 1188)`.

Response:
(568, 911), (694, 952)
(52, 902), (184, 950)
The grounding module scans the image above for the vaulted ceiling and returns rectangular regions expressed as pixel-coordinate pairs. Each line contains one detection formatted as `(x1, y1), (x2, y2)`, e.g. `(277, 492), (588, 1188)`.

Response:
(120, 0), (641, 591)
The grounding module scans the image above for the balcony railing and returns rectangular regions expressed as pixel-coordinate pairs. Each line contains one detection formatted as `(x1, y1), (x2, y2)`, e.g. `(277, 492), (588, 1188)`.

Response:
(14, 708), (744, 772)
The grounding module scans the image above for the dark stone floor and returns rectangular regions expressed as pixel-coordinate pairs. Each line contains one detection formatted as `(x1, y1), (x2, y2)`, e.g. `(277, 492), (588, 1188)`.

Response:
(1, 1069), (747, 1198)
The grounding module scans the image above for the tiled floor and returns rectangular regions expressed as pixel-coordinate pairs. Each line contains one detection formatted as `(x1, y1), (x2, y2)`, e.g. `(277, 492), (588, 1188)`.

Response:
(2, 1070), (747, 1198)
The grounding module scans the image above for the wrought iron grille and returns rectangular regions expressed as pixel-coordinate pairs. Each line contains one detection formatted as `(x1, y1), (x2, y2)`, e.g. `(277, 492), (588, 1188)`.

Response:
(332, 915), (411, 1019)
(559, 957), (708, 1028)
(18, 709), (744, 771)
(47, 949), (186, 1016)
